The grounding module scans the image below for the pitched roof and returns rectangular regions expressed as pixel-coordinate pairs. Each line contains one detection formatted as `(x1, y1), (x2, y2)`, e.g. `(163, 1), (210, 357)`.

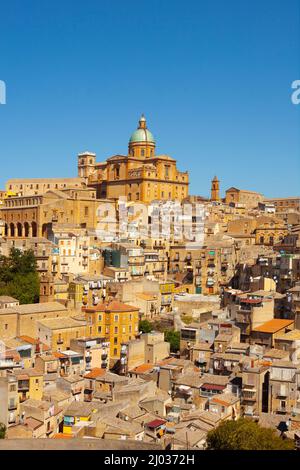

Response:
(37, 317), (86, 330)
(253, 319), (294, 334)
(0, 295), (19, 303)
(85, 300), (139, 313)
(84, 368), (106, 379)
(130, 363), (154, 374)
(146, 419), (166, 429)
(16, 302), (67, 315)
(275, 329), (300, 341)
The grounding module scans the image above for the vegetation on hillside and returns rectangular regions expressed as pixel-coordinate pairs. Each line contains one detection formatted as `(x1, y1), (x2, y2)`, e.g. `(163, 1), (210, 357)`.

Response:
(0, 248), (40, 304)
(206, 418), (294, 450)
(0, 423), (6, 439)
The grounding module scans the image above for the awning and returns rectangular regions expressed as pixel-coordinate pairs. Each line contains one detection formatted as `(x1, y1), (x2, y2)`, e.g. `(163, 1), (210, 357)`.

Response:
(201, 383), (226, 391)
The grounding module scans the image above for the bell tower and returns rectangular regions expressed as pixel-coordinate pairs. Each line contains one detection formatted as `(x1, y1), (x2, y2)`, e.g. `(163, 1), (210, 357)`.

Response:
(211, 176), (220, 202)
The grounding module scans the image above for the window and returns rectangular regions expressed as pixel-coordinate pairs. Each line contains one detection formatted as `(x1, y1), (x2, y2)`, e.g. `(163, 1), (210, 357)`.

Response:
(84, 207), (89, 216)
(98, 326), (102, 333)
(114, 315), (119, 322)
(114, 348), (118, 356)
(114, 337), (118, 345)
(141, 149), (145, 157)
(114, 326), (118, 334)
(98, 314), (102, 322)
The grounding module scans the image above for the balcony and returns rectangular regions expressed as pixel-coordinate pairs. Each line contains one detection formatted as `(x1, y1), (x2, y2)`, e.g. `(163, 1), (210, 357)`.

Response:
(276, 406), (288, 414)
(8, 402), (17, 411)
(46, 426), (54, 435)
(18, 382), (29, 391)
(242, 392), (257, 402)
(46, 366), (58, 374)
(276, 392), (288, 398)
(236, 314), (250, 324)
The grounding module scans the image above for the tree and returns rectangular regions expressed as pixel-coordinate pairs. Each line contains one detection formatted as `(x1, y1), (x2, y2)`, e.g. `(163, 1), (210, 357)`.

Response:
(139, 319), (153, 333)
(206, 418), (294, 450)
(0, 248), (40, 304)
(0, 423), (6, 439)
(164, 329), (180, 353)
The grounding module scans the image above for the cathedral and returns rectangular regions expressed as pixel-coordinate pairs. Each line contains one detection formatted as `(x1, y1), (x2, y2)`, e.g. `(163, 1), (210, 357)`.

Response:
(78, 115), (189, 203)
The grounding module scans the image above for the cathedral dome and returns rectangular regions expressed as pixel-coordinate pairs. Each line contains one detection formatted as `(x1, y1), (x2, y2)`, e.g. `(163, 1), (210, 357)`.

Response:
(129, 115), (155, 144)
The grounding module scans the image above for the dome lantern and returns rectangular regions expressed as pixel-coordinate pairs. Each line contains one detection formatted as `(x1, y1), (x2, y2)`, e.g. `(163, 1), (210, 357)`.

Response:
(128, 115), (156, 158)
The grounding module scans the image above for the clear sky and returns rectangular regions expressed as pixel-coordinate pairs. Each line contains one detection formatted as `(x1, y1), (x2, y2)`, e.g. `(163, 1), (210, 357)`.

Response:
(0, 0), (299, 198)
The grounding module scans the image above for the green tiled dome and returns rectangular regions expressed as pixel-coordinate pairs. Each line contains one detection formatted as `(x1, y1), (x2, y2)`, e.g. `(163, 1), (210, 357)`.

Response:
(129, 128), (155, 143)
(129, 115), (155, 143)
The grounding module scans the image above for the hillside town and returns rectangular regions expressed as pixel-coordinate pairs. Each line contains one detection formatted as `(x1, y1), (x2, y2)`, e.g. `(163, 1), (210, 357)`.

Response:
(0, 116), (300, 450)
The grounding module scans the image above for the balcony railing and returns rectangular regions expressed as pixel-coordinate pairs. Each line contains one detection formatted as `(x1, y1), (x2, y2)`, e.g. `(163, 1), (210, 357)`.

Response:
(8, 403), (17, 411)
(18, 382), (29, 391)
(276, 407), (287, 413)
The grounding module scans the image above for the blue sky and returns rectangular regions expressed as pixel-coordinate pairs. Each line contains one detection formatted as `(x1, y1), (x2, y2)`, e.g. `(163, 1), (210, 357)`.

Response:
(0, 0), (299, 198)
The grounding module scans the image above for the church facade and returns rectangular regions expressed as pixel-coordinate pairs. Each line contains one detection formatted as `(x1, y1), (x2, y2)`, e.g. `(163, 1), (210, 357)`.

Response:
(78, 115), (189, 203)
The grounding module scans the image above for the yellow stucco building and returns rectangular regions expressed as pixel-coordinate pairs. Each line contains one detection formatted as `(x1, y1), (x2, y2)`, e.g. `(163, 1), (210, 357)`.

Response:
(84, 300), (140, 362)
(78, 115), (189, 203)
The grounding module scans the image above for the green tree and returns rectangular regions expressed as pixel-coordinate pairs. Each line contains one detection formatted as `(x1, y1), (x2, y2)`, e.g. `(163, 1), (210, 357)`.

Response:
(0, 248), (39, 304)
(139, 319), (153, 333)
(0, 423), (6, 439)
(206, 418), (294, 450)
(164, 329), (180, 353)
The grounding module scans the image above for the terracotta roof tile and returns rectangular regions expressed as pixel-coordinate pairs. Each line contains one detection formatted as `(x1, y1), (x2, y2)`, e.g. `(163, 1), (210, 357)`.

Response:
(85, 300), (139, 313)
(84, 368), (106, 379)
(253, 319), (294, 334)
(131, 363), (154, 374)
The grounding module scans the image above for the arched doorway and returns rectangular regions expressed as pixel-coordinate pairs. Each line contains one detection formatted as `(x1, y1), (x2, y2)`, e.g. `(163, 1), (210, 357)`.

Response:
(42, 222), (54, 240)
(10, 223), (15, 237)
(32, 221), (37, 237)
(17, 222), (23, 237)
(24, 222), (30, 237)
